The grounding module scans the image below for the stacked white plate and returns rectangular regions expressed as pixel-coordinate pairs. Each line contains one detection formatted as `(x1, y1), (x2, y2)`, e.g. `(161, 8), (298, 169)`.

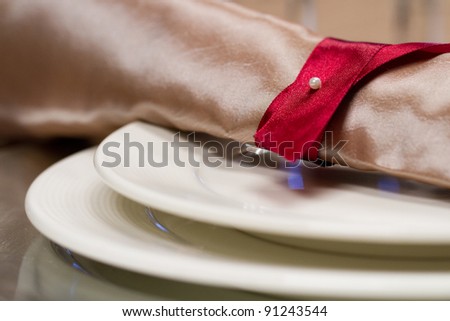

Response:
(26, 122), (450, 299)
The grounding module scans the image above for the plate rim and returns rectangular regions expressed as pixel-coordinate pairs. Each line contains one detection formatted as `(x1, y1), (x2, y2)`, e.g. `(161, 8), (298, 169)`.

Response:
(94, 121), (450, 244)
(25, 147), (450, 299)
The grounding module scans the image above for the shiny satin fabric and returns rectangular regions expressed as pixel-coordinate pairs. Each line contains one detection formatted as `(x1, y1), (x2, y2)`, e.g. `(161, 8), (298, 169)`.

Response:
(0, 0), (319, 141)
(323, 54), (450, 189)
(0, 0), (449, 188)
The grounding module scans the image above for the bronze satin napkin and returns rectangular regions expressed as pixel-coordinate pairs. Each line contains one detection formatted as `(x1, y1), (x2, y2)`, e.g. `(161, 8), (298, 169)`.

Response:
(1, 0), (449, 188)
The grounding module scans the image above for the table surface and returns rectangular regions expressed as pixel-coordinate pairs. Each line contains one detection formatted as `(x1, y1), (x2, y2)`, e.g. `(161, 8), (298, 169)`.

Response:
(0, 140), (273, 301)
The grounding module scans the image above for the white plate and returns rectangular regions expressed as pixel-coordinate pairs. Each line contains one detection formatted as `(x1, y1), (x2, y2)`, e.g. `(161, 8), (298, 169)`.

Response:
(26, 148), (450, 299)
(94, 122), (450, 247)
(16, 237), (266, 300)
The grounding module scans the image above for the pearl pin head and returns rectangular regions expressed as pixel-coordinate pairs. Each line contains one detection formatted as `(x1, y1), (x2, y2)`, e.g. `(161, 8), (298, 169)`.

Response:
(309, 77), (322, 90)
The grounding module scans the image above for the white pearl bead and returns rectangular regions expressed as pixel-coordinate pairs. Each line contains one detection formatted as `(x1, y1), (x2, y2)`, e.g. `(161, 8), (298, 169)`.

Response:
(309, 77), (322, 90)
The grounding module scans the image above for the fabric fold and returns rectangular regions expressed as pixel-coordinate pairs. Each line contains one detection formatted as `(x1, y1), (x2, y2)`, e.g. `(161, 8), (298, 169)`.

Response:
(0, 0), (449, 188)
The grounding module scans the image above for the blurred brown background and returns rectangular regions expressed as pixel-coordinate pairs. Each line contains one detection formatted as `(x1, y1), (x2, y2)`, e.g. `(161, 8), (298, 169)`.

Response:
(234, 0), (450, 43)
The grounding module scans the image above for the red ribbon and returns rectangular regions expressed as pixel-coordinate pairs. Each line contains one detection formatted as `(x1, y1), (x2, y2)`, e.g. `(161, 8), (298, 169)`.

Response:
(254, 37), (450, 162)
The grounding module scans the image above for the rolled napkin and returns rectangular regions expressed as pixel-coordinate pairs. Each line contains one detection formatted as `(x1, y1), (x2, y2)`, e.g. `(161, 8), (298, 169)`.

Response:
(0, 0), (449, 188)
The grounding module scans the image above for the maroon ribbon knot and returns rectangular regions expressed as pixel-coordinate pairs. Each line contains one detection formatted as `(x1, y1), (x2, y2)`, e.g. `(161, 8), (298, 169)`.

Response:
(254, 38), (450, 161)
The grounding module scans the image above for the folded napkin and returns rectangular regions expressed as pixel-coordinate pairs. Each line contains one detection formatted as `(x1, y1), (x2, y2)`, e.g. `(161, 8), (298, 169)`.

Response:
(1, 0), (449, 188)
